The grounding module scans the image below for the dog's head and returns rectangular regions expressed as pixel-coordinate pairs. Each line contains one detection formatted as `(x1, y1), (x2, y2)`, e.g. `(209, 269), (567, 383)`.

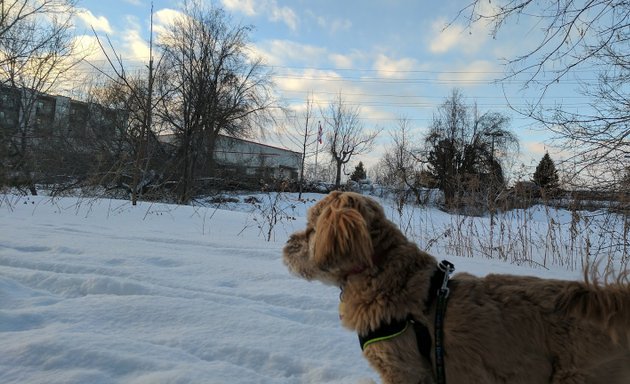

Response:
(283, 191), (387, 285)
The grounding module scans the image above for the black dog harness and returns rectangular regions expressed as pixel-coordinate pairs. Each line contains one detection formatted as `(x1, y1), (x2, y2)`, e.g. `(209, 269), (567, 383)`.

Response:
(357, 260), (455, 384)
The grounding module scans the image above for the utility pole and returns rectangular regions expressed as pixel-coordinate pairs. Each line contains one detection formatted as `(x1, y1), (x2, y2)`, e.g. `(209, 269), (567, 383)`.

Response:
(314, 121), (322, 180)
(485, 131), (503, 226)
(132, 2), (155, 205)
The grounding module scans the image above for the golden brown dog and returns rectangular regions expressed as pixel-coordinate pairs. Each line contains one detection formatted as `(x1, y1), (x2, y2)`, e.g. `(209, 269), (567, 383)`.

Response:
(283, 191), (630, 384)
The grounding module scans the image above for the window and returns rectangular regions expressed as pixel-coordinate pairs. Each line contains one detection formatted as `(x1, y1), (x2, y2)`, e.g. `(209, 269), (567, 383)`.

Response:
(0, 94), (11, 107)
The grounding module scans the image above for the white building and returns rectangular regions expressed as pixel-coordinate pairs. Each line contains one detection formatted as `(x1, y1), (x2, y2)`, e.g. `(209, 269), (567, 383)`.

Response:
(214, 135), (301, 180)
(159, 134), (302, 182)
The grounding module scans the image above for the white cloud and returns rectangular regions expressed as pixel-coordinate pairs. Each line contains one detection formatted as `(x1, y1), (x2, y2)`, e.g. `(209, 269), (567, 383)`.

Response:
(437, 60), (498, 86)
(329, 53), (353, 69)
(428, 18), (489, 55)
(475, 0), (504, 21)
(429, 21), (462, 54)
(274, 67), (398, 126)
(221, 0), (298, 31)
(152, 8), (185, 41)
(276, 68), (340, 92)
(222, 0), (257, 16)
(255, 39), (327, 66)
(154, 8), (184, 26)
(525, 142), (549, 157)
(373, 54), (418, 79)
(269, 3), (298, 31)
(76, 9), (113, 34)
(112, 15), (149, 61)
(314, 15), (352, 34)
(72, 34), (105, 62)
(251, 41), (410, 145)
(329, 18), (352, 33)
(519, 141), (570, 169)
(124, 28), (150, 60)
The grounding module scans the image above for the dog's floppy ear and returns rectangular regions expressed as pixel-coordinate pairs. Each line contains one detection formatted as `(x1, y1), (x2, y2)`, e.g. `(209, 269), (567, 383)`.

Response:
(312, 204), (373, 272)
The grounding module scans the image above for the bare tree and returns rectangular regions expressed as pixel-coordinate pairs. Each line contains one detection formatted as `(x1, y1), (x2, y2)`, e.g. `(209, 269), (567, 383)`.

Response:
(455, 1), (629, 186)
(279, 93), (318, 199)
(281, 94), (322, 198)
(0, 0), (79, 194)
(425, 89), (518, 208)
(90, 3), (164, 205)
(379, 117), (432, 204)
(323, 94), (379, 189)
(86, 73), (165, 201)
(158, 0), (276, 203)
(0, 0), (77, 61)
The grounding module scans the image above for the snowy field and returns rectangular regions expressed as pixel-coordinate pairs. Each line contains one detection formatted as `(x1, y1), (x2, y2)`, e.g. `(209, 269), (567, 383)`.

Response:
(0, 193), (587, 383)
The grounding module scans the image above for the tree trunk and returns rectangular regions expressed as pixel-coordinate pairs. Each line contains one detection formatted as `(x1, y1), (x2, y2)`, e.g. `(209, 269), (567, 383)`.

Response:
(178, 133), (194, 204)
(334, 160), (343, 189)
(298, 155), (305, 200)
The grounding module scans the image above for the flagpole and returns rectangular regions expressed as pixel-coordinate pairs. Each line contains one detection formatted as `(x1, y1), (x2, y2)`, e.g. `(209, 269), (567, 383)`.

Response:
(315, 121), (321, 180)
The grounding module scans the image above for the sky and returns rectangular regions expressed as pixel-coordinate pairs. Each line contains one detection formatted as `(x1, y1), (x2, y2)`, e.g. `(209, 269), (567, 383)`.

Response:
(0, 191), (597, 383)
(71, 0), (587, 180)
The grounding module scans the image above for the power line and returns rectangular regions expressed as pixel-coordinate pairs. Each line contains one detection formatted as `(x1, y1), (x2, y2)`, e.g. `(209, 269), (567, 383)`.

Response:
(73, 59), (601, 83)
(83, 57), (599, 75)
(271, 74), (597, 85)
(64, 65), (594, 104)
(261, 63), (602, 75)
(276, 89), (591, 100)
(60, 59), (597, 116)
(279, 98), (589, 110)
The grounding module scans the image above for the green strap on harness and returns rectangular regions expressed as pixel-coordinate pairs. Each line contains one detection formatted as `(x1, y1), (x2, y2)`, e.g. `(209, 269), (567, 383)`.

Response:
(360, 320), (410, 350)
(355, 260), (455, 384)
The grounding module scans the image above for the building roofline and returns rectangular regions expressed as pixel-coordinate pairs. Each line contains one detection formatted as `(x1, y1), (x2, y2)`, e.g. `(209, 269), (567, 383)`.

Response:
(158, 133), (301, 156)
(219, 134), (301, 155)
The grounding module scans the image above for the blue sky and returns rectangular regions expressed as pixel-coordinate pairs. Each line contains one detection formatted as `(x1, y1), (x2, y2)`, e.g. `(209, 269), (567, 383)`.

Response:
(73, 0), (583, 180)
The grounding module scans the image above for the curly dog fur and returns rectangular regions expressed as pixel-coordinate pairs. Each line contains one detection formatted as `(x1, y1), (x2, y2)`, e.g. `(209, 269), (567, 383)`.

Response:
(283, 191), (630, 384)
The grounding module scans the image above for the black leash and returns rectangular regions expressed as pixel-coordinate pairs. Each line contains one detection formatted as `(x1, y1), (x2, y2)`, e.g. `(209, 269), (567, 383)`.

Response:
(354, 260), (455, 383)
(434, 260), (454, 384)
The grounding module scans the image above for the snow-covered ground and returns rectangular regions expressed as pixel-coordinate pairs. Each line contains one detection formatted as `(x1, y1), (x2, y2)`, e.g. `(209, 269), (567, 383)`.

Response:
(0, 193), (587, 383)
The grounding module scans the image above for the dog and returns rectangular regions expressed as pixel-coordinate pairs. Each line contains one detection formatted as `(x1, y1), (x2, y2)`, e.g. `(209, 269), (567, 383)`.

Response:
(283, 191), (630, 384)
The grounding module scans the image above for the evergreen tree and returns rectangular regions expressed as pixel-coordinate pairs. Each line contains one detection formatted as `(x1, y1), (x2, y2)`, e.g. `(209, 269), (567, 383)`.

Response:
(532, 153), (560, 193)
(350, 162), (367, 182)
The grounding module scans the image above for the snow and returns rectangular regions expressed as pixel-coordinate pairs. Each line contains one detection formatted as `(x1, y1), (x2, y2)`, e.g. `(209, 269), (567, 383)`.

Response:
(0, 193), (587, 383)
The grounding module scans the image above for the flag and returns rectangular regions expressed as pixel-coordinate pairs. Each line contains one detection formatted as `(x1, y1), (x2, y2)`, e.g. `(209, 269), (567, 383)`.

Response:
(317, 122), (323, 144)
